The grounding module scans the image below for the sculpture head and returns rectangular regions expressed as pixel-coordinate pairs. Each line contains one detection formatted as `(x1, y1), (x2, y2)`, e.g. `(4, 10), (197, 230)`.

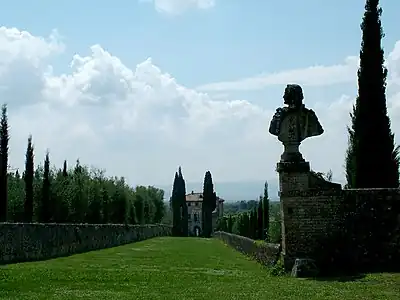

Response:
(283, 84), (303, 108)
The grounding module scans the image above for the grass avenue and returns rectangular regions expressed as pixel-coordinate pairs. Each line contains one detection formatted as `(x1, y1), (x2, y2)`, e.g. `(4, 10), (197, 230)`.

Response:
(1, 237), (399, 299)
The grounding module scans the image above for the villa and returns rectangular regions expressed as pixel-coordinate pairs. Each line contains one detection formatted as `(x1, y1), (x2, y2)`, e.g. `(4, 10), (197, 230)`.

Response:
(186, 191), (224, 236)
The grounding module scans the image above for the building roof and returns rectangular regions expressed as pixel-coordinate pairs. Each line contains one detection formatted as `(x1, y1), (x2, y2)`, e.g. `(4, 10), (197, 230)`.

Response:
(186, 191), (224, 202)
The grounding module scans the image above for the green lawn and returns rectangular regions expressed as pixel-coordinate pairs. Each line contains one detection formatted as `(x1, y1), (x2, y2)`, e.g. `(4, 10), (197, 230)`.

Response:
(1, 237), (399, 300)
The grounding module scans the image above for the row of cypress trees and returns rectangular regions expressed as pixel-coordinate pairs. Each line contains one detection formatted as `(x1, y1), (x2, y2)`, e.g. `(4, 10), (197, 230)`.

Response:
(218, 182), (270, 241)
(0, 104), (166, 224)
(170, 168), (217, 238)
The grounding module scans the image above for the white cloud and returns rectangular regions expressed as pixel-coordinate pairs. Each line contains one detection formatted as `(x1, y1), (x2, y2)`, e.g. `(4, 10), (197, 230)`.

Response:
(197, 42), (400, 92)
(1, 26), (400, 191)
(197, 56), (359, 91)
(1, 26), (270, 186)
(139, 0), (215, 15)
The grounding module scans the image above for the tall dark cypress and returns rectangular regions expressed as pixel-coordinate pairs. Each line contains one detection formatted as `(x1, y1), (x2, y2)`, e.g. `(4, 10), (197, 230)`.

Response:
(62, 160), (68, 177)
(0, 104), (9, 221)
(40, 151), (51, 222)
(262, 181), (270, 241)
(257, 197), (263, 240)
(171, 172), (180, 236)
(178, 167), (188, 237)
(202, 171), (216, 238)
(24, 135), (34, 222)
(346, 0), (399, 188)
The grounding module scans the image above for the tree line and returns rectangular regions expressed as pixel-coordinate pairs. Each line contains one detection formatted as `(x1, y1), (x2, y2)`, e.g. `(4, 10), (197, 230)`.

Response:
(216, 182), (278, 242)
(0, 104), (166, 224)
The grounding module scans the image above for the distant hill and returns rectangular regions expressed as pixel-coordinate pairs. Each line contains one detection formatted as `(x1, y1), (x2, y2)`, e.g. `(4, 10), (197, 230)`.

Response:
(156, 179), (280, 202)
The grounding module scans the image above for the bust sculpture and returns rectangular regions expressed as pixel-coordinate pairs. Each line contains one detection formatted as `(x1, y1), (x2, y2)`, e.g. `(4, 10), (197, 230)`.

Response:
(269, 84), (323, 162)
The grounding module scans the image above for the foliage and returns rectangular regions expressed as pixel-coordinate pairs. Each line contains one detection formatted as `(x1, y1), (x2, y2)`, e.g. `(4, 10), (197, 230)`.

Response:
(270, 256), (286, 277)
(178, 167), (188, 236)
(219, 183), (280, 243)
(325, 169), (333, 182)
(0, 103), (165, 225)
(223, 199), (259, 214)
(345, 0), (399, 188)
(7, 158), (165, 225)
(201, 170), (216, 238)
(257, 198), (263, 240)
(262, 181), (270, 241)
(23, 135), (34, 222)
(0, 103), (9, 221)
(170, 167), (188, 236)
(171, 172), (180, 235)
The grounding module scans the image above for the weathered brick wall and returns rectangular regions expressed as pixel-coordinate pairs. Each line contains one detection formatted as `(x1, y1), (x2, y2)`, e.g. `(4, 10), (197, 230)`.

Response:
(0, 223), (172, 265)
(214, 231), (281, 266)
(280, 190), (343, 269)
(338, 188), (400, 271)
(280, 187), (400, 273)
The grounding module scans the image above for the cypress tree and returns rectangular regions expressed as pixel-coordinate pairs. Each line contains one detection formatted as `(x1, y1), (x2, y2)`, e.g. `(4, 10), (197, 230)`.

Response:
(257, 197), (263, 239)
(262, 181), (270, 241)
(250, 207), (257, 239)
(0, 104), (9, 222)
(178, 167), (188, 237)
(24, 135), (34, 222)
(346, 0), (399, 188)
(227, 215), (233, 233)
(62, 160), (68, 177)
(40, 151), (51, 222)
(243, 213), (250, 238)
(171, 172), (180, 236)
(202, 171), (216, 238)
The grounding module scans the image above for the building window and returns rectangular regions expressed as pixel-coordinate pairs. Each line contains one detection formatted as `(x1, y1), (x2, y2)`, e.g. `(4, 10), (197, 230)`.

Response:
(188, 214), (191, 220)
(195, 202), (198, 206)
(194, 213), (199, 222)
(187, 202), (191, 206)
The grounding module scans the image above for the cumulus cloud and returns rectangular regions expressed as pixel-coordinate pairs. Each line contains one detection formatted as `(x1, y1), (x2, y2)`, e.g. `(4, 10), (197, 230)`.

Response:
(2, 26), (400, 190)
(1, 26), (271, 186)
(139, 0), (215, 15)
(197, 56), (360, 91)
(197, 42), (400, 92)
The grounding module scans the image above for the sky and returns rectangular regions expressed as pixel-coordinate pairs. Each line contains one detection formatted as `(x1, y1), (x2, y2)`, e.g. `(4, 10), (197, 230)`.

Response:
(0, 0), (400, 191)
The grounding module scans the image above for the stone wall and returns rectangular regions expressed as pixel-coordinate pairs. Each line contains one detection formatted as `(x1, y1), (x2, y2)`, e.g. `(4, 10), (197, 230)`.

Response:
(0, 223), (172, 265)
(280, 190), (343, 269)
(280, 187), (400, 273)
(337, 188), (400, 271)
(214, 231), (281, 266)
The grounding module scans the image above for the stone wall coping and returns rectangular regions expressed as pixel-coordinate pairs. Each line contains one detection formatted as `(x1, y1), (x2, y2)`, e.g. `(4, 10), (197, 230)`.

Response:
(344, 188), (400, 193)
(0, 222), (172, 227)
(280, 188), (400, 198)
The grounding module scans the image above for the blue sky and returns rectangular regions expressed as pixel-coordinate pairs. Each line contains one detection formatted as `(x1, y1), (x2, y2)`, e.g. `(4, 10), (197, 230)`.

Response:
(1, 0), (397, 85)
(0, 0), (399, 195)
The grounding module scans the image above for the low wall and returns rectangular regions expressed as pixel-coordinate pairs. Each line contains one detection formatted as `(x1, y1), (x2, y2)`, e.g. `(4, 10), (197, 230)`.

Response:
(337, 189), (400, 271)
(214, 231), (280, 266)
(281, 188), (400, 273)
(0, 223), (172, 265)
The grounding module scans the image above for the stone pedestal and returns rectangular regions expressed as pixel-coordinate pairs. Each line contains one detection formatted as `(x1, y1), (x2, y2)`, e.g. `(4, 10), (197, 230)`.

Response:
(277, 161), (311, 271)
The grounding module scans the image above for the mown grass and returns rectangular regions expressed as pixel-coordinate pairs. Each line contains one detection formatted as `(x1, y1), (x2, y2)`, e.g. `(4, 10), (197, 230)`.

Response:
(1, 237), (399, 299)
